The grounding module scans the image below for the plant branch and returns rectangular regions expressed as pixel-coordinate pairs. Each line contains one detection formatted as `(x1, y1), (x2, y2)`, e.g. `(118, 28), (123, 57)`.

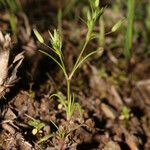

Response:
(69, 38), (89, 80)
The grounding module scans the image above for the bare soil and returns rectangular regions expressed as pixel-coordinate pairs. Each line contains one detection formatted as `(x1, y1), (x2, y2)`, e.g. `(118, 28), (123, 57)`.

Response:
(0, 0), (150, 150)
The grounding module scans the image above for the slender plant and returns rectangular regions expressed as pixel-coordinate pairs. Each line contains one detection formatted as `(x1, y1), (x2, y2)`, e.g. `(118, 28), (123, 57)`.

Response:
(34, 0), (102, 121)
(124, 0), (135, 59)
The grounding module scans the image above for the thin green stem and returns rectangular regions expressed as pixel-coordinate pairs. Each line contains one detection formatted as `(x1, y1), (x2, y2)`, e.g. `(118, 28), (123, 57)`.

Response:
(59, 54), (68, 80)
(124, 0), (135, 59)
(66, 78), (71, 120)
(69, 37), (90, 80)
(67, 79), (71, 103)
(39, 50), (68, 80)
(43, 43), (56, 54)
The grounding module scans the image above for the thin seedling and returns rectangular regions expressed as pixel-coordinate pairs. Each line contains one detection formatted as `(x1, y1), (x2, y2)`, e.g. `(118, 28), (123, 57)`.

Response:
(34, 0), (102, 121)
(37, 120), (85, 149)
(120, 106), (132, 121)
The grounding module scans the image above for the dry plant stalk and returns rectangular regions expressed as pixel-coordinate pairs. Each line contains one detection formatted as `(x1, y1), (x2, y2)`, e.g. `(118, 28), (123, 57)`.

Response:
(0, 31), (10, 86)
(0, 31), (24, 99)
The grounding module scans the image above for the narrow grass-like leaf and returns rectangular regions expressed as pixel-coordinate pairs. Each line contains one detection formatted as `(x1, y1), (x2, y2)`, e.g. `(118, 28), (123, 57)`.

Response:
(50, 93), (67, 110)
(70, 50), (98, 79)
(37, 134), (54, 144)
(111, 19), (124, 33)
(33, 29), (44, 43)
(50, 120), (59, 130)
(39, 50), (67, 78)
(95, 0), (99, 7)
(28, 119), (45, 130)
(68, 94), (75, 118)
(124, 0), (135, 59)
(6, 0), (20, 12)
(9, 13), (17, 34)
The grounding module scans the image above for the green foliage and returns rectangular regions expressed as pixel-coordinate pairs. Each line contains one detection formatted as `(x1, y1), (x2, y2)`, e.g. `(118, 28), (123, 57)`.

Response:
(34, 0), (102, 121)
(85, 0), (103, 40)
(50, 92), (83, 120)
(49, 30), (62, 56)
(28, 119), (45, 130)
(124, 0), (135, 59)
(33, 29), (44, 44)
(28, 119), (45, 135)
(98, 1), (124, 47)
(111, 19), (124, 33)
(120, 106), (132, 121)
(37, 134), (54, 144)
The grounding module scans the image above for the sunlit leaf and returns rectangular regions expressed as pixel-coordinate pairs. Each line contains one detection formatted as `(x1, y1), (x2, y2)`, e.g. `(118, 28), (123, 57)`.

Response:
(95, 0), (99, 8)
(28, 119), (45, 130)
(33, 29), (44, 43)
(111, 19), (124, 32)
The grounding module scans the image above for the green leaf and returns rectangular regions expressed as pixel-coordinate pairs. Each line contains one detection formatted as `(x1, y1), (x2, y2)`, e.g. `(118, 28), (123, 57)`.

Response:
(74, 50), (98, 74)
(111, 19), (124, 32)
(33, 29), (44, 43)
(9, 13), (17, 34)
(50, 93), (67, 110)
(37, 134), (54, 144)
(48, 29), (62, 53)
(36, 122), (45, 131)
(124, 0), (135, 59)
(95, 0), (99, 7)
(39, 50), (63, 72)
(87, 9), (91, 21)
(39, 50), (68, 79)
(28, 119), (45, 130)
(50, 120), (59, 130)
(28, 119), (40, 127)
(121, 106), (131, 120)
